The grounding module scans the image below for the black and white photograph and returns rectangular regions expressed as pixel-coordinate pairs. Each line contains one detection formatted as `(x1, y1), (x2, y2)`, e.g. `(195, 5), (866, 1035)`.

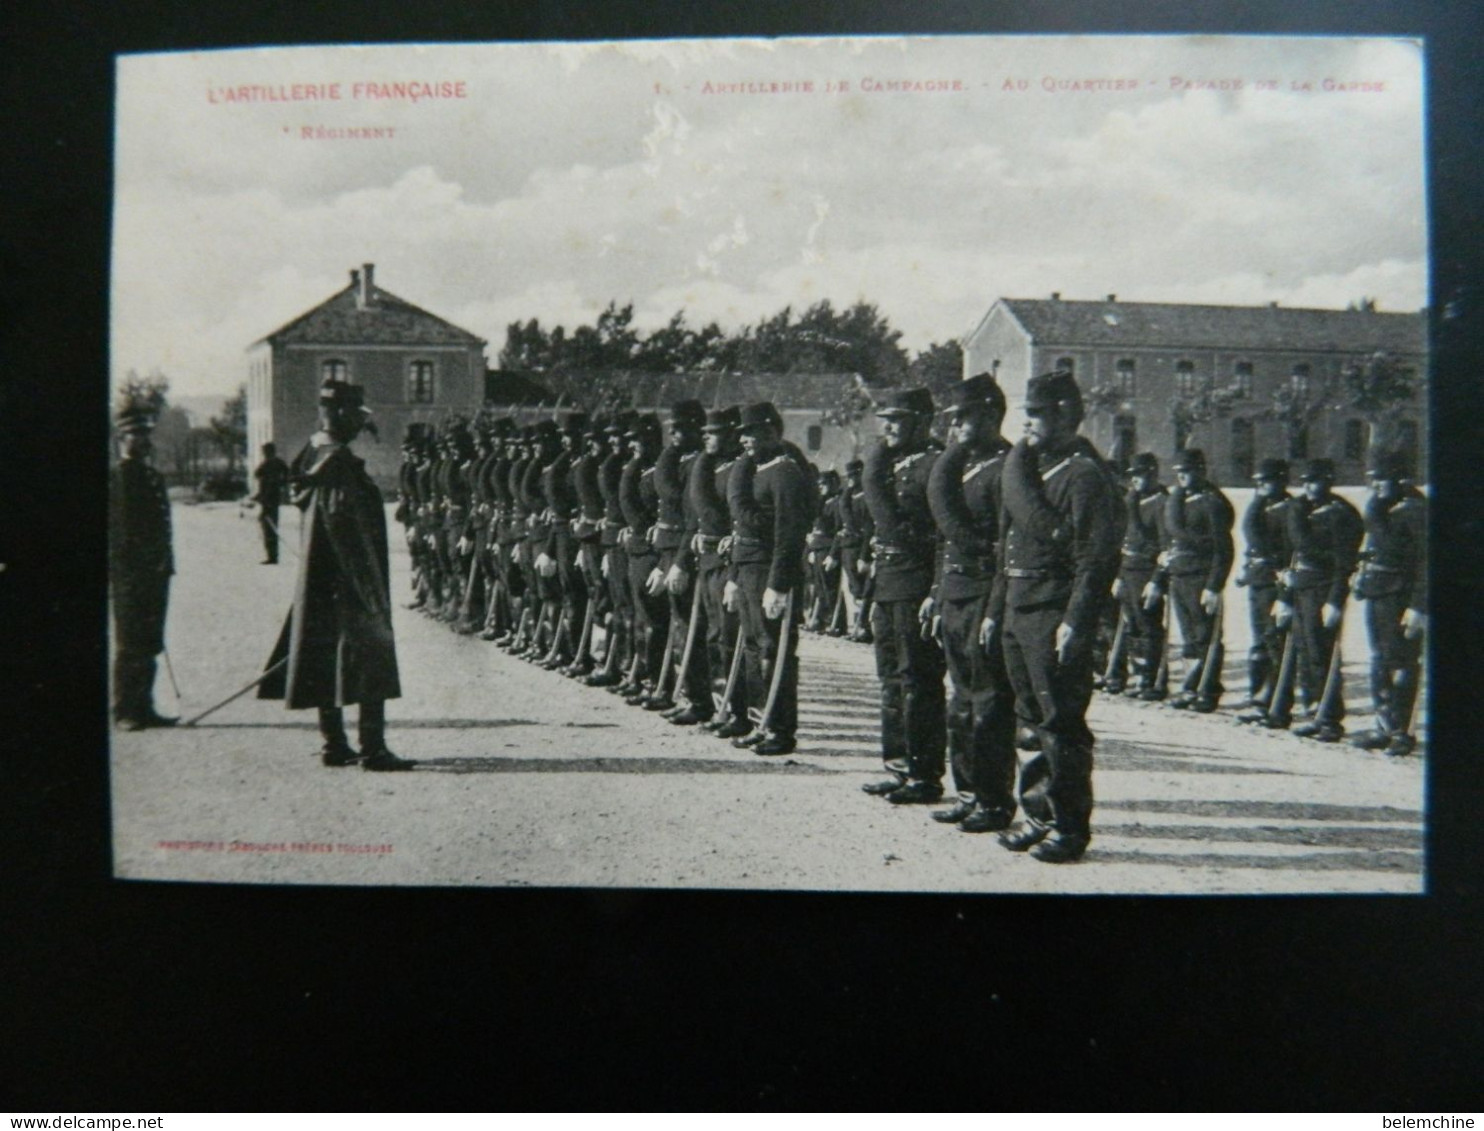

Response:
(109, 34), (1429, 893)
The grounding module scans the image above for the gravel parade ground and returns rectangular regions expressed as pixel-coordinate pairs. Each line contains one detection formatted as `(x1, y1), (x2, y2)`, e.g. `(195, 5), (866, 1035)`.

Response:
(110, 499), (1425, 894)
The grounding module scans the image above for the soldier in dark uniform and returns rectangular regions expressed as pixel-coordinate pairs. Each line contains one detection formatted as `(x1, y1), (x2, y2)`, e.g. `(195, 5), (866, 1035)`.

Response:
(726, 402), (811, 755)
(453, 422), (496, 634)
(1351, 449), (1427, 756)
(521, 420), (561, 660)
(1235, 459), (1295, 720)
(1110, 452), (1168, 700)
(805, 470), (843, 633)
(651, 401), (707, 713)
(488, 427), (529, 645)
(251, 442), (290, 565)
(259, 378), (410, 770)
(395, 428), (426, 609)
(859, 386), (948, 804)
(923, 373), (1017, 833)
(564, 415), (610, 677)
(478, 419), (517, 640)
(1151, 448), (1235, 712)
(990, 370), (1121, 863)
(830, 458), (875, 642)
(587, 411), (639, 687)
(619, 414), (669, 703)
(109, 404), (178, 731)
(536, 414), (587, 668)
(1270, 458), (1364, 741)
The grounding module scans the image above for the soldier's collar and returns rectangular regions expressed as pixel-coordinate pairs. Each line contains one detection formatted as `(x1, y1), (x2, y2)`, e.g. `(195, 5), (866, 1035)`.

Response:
(757, 454), (788, 472)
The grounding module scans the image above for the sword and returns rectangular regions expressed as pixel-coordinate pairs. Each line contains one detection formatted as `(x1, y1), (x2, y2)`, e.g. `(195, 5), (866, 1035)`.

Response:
(257, 511), (300, 561)
(1100, 606), (1130, 689)
(162, 647), (184, 702)
(1266, 625), (1298, 723)
(670, 577), (705, 705)
(756, 589), (797, 736)
(1315, 620), (1346, 725)
(715, 623), (746, 721)
(184, 657), (287, 727)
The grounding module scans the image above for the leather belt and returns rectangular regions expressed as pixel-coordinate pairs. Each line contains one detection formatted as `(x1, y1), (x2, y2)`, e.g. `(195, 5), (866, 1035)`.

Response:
(1003, 567), (1071, 580)
(696, 534), (725, 549)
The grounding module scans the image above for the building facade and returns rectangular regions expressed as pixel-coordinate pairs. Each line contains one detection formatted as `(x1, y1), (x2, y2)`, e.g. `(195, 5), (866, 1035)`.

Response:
(961, 295), (1427, 485)
(247, 264), (487, 488)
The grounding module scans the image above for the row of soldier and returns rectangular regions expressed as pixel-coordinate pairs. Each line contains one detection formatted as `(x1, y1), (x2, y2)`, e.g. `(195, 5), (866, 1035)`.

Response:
(392, 368), (1425, 863)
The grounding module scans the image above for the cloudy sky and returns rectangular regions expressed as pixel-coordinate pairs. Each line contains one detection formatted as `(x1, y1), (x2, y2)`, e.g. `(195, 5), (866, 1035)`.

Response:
(113, 35), (1425, 399)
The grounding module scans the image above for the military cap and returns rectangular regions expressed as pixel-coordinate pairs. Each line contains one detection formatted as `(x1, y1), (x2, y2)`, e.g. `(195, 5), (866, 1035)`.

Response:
(492, 417), (516, 438)
(1300, 457), (1338, 482)
(519, 424), (537, 442)
(874, 386), (936, 418)
(531, 420), (560, 442)
(607, 410), (638, 435)
(404, 421), (431, 444)
(738, 401), (783, 433)
(114, 404), (157, 434)
(585, 414), (610, 441)
(845, 458), (864, 474)
(945, 372), (1008, 418)
(819, 469), (842, 488)
(669, 399), (706, 428)
(702, 406), (742, 433)
(1171, 448), (1207, 474)
(319, 376), (366, 410)
(1023, 370), (1083, 413)
(561, 412), (588, 438)
(1366, 449), (1414, 480)
(1252, 457), (1290, 483)
(625, 412), (663, 442)
(1130, 452), (1160, 476)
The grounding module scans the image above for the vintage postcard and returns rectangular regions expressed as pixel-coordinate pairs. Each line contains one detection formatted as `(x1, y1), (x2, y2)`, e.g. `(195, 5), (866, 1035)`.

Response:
(109, 35), (1427, 892)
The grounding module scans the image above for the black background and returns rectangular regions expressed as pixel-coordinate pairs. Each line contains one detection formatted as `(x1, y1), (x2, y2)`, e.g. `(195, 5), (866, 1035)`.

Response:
(4, 0), (1483, 1111)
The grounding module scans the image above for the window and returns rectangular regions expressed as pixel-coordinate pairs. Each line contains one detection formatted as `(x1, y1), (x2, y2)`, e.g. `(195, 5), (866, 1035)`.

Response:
(806, 424), (823, 453)
(1055, 357), (1075, 376)
(1290, 363), (1312, 399)
(1175, 360), (1196, 396)
(1112, 414), (1137, 470)
(321, 359), (348, 383)
(1231, 417), (1255, 479)
(1343, 419), (1366, 462)
(1233, 361), (1254, 398)
(407, 361), (436, 404)
(1115, 359), (1137, 397)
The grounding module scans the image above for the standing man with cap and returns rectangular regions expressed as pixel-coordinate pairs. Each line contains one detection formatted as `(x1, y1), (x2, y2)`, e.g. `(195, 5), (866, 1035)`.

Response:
(690, 406), (749, 734)
(1153, 448), (1235, 713)
(726, 402), (811, 754)
(652, 401), (707, 714)
(924, 373), (1017, 833)
(1351, 449), (1427, 756)
(1111, 453), (1168, 700)
(619, 413), (668, 703)
(110, 402), (178, 731)
(251, 442), (290, 565)
(860, 386), (948, 804)
(990, 370), (1120, 863)
(258, 377), (410, 770)
(587, 411), (638, 687)
(1273, 457), (1364, 740)
(805, 471), (843, 633)
(1235, 459), (1296, 720)
(830, 458), (875, 642)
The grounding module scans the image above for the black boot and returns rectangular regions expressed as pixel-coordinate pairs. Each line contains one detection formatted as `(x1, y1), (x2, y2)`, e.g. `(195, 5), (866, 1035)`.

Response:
(318, 707), (359, 767)
(358, 701), (415, 771)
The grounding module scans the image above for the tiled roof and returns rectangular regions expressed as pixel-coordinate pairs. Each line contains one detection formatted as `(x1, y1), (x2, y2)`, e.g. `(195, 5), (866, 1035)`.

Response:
(995, 298), (1425, 355)
(492, 370), (859, 410)
(258, 283), (485, 347)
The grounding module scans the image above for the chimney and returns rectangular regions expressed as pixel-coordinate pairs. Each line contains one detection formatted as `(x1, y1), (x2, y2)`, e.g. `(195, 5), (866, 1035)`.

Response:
(1269, 300), (1280, 308)
(1050, 291), (1061, 301)
(358, 263), (375, 309)
(350, 268), (360, 288)
(1106, 293), (1117, 302)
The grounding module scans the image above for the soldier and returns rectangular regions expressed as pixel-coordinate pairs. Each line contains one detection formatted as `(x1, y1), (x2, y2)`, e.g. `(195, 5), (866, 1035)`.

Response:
(258, 378), (410, 771)
(989, 370), (1121, 863)
(453, 422), (496, 634)
(251, 442), (290, 565)
(478, 419), (518, 641)
(830, 458), (875, 642)
(1151, 449), (1235, 713)
(109, 403), (178, 731)
(564, 415), (610, 677)
(1350, 449), (1427, 756)
(651, 401), (707, 714)
(1270, 458), (1364, 741)
(521, 420), (561, 660)
(619, 414), (669, 703)
(805, 470), (844, 634)
(489, 426), (531, 646)
(587, 411), (639, 687)
(536, 414), (587, 668)
(1110, 453), (1168, 700)
(726, 402), (811, 755)
(923, 373), (1017, 833)
(859, 386), (948, 805)
(1235, 459), (1295, 721)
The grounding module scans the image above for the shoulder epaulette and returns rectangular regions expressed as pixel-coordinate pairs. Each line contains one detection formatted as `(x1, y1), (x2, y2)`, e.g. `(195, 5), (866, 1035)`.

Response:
(757, 455), (787, 473)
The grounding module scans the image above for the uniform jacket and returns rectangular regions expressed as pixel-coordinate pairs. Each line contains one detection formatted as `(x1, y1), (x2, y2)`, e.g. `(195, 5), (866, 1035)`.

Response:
(1357, 487), (1427, 612)
(253, 456), (289, 510)
(677, 450), (737, 572)
(653, 444), (700, 552)
(619, 456), (660, 561)
(1120, 485), (1167, 570)
(807, 490), (841, 553)
(1160, 481), (1236, 591)
(928, 435), (1010, 602)
(110, 458), (174, 583)
(862, 439), (941, 603)
(727, 449), (811, 593)
(990, 436), (1121, 640)
(1238, 492), (1294, 587)
(260, 441), (400, 709)
(1285, 491), (1364, 606)
(598, 451), (627, 547)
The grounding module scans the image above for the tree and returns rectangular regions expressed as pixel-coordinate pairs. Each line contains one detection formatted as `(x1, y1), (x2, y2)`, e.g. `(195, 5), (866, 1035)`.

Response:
(819, 374), (876, 460)
(116, 368), (170, 419)
(1336, 351), (1418, 454)
(210, 385), (248, 473)
(1260, 373), (1333, 461)
(908, 340), (964, 400)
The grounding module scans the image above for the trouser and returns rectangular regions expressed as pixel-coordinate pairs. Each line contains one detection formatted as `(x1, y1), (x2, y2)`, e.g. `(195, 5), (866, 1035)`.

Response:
(628, 551), (669, 686)
(736, 562), (799, 739)
(1115, 564), (1165, 690)
(1090, 589), (1120, 683)
(1001, 600), (1095, 841)
(870, 597), (946, 784)
(1292, 587), (1345, 724)
(701, 559), (747, 722)
(1246, 581), (1282, 704)
(940, 591), (1016, 816)
(1170, 572), (1224, 698)
(318, 700), (385, 751)
(112, 572), (170, 720)
(1365, 591), (1422, 736)
(258, 505), (279, 562)
(604, 545), (632, 672)
(665, 563), (712, 712)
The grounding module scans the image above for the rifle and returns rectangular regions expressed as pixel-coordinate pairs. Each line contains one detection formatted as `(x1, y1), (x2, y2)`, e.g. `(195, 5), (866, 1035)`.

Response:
(1314, 619), (1346, 726)
(1101, 607), (1130, 689)
(755, 590), (798, 736)
(1196, 593), (1225, 699)
(1266, 625), (1298, 723)
(715, 626), (746, 722)
(669, 578), (705, 705)
(184, 657), (287, 727)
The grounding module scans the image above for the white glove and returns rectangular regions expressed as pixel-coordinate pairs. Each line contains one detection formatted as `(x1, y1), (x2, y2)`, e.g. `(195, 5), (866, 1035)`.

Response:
(1272, 600), (1293, 628)
(763, 587), (788, 619)
(666, 564), (688, 595)
(723, 580), (739, 612)
(1201, 588), (1220, 615)
(646, 567), (665, 596)
(1055, 622), (1076, 664)
(536, 552), (557, 578)
(1321, 602), (1342, 629)
(1111, 577), (1123, 598)
(978, 617), (997, 652)
(1401, 608), (1427, 639)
